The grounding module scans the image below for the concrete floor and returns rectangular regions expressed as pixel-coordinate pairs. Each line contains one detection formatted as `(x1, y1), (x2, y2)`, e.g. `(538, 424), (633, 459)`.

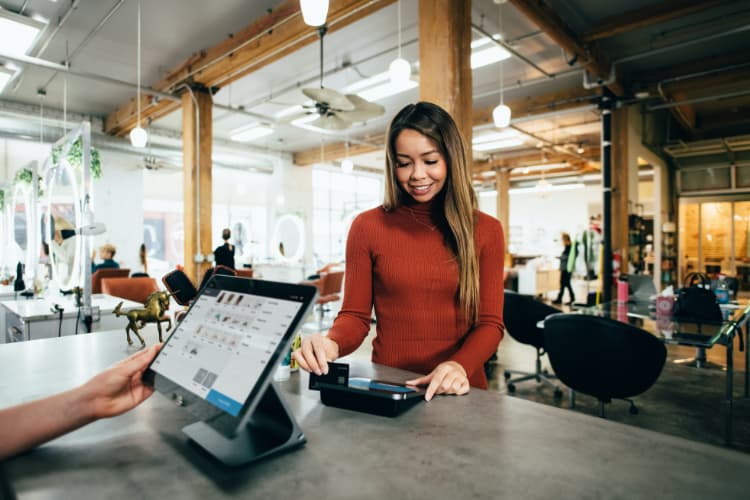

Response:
(489, 333), (750, 453)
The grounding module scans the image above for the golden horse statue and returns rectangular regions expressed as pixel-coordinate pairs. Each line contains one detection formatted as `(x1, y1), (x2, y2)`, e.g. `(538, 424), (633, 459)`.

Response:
(113, 290), (173, 346)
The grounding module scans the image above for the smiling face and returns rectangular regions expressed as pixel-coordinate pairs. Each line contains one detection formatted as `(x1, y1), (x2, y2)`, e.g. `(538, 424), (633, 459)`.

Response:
(394, 129), (448, 203)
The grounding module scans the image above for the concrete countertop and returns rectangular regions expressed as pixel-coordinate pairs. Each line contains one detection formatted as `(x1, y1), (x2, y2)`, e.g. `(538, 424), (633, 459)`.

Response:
(0, 294), (142, 321)
(1, 333), (749, 499)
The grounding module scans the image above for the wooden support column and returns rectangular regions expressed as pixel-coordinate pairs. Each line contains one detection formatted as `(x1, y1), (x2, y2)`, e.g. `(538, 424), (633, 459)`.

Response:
(418, 0), (473, 145)
(495, 168), (510, 249)
(182, 87), (213, 284)
(611, 106), (630, 272)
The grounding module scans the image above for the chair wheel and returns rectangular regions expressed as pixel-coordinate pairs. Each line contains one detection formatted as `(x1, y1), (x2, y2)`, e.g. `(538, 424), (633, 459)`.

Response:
(553, 388), (563, 399)
(507, 383), (516, 393)
(504, 371), (511, 380)
(629, 406), (639, 415)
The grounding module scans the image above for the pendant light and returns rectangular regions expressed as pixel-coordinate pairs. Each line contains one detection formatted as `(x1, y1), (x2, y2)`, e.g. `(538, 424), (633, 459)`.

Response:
(300, 0), (329, 27)
(130, 0), (148, 148)
(492, 3), (511, 128)
(389, 0), (410, 83)
(341, 140), (353, 173)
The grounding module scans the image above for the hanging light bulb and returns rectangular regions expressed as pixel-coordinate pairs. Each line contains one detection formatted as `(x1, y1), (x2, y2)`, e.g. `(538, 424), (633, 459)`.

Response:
(130, 126), (148, 148)
(389, 57), (411, 83)
(341, 140), (353, 173)
(493, 104), (511, 128)
(130, 1), (148, 148)
(389, 0), (410, 83)
(300, 0), (329, 27)
(341, 158), (354, 173)
(493, 3), (511, 128)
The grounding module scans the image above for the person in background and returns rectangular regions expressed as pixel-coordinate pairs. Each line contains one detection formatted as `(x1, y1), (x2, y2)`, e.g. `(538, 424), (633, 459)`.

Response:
(293, 101), (505, 401)
(51, 216), (77, 279)
(213, 228), (235, 269)
(0, 344), (161, 460)
(132, 243), (149, 277)
(553, 232), (575, 305)
(92, 243), (120, 273)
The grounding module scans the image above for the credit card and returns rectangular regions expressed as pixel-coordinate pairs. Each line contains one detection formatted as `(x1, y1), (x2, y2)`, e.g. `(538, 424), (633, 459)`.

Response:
(309, 362), (349, 390)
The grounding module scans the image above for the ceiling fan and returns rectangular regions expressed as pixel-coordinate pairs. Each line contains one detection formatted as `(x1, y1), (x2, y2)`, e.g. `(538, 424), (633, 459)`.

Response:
(298, 26), (385, 130)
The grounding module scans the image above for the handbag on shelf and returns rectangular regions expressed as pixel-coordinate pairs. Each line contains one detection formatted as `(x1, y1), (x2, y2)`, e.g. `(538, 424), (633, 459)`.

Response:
(672, 272), (722, 324)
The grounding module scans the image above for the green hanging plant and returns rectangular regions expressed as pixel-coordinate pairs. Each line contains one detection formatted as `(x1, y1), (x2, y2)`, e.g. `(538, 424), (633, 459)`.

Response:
(12, 168), (44, 197)
(0, 189), (5, 212)
(51, 137), (102, 179)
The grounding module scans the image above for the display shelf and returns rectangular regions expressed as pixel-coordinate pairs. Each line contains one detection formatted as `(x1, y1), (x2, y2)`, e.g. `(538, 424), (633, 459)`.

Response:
(661, 222), (677, 287)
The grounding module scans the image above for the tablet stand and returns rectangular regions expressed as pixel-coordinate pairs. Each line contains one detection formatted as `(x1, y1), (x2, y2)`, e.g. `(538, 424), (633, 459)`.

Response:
(182, 383), (305, 466)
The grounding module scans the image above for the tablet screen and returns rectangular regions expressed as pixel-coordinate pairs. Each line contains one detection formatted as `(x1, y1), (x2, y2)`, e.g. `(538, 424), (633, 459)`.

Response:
(149, 284), (306, 416)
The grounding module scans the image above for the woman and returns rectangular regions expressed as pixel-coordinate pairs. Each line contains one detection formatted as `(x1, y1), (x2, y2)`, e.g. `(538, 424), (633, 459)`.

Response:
(132, 243), (149, 276)
(553, 232), (575, 305)
(294, 102), (505, 401)
(214, 228), (235, 269)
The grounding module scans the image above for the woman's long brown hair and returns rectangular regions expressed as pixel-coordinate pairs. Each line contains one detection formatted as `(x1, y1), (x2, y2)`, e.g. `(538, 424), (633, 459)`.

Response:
(383, 102), (480, 324)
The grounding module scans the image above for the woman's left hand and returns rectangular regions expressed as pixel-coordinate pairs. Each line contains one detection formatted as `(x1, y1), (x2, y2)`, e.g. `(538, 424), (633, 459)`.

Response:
(405, 361), (470, 402)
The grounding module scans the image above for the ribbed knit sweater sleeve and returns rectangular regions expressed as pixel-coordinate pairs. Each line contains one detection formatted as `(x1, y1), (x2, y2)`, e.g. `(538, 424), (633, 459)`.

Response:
(327, 206), (505, 389)
(326, 211), (376, 356)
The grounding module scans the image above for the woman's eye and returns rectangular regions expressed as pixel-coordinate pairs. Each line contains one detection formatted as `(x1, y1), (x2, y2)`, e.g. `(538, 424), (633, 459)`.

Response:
(425, 160), (438, 165)
(397, 162), (411, 168)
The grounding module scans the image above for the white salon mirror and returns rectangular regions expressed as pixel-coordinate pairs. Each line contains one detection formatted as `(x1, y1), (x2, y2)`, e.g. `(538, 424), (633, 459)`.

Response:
(11, 182), (32, 282)
(272, 214), (304, 263)
(42, 160), (83, 291)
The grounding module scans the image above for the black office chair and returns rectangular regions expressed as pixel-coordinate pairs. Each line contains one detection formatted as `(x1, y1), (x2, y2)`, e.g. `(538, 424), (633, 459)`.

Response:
(502, 290), (563, 398)
(544, 313), (667, 417)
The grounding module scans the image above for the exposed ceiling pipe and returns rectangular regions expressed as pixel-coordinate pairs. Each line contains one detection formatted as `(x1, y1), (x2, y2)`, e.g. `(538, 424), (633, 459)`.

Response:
(471, 23), (554, 78)
(32, 0), (81, 57)
(229, 37), (419, 112)
(0, 125), (275, 173)
(613, 23), (750, 67)
(39, 0), (127, 92)
(1, 50), (179, 102)
(11, 0), (81, 92)
(648, 88), (750, 111)
(473, 68), (582, 99)
(183, 0), (393, 91)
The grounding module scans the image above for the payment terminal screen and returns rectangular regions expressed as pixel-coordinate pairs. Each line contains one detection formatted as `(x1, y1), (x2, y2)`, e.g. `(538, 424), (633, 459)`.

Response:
(150, 287), (304, 416)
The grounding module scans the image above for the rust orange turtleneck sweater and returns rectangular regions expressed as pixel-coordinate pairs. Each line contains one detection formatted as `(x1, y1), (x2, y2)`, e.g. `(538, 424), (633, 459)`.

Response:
(327, 201), (505, 389)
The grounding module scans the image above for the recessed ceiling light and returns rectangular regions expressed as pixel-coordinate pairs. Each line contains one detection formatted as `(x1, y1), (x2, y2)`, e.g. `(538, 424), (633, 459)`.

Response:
(0, 9), (46, 57)
(0, 66), (15, 93)
(230, 123), (274, 142)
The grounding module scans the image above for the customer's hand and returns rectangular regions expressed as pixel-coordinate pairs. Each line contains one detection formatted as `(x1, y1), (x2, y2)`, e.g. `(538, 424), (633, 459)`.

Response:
(293, 333), (339, 375)
(406, 361), (469, 402)
(79, 343), (162, 419)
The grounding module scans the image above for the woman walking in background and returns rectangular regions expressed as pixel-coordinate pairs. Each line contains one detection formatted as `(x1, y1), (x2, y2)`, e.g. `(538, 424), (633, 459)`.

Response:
(553, 232), (575, 305)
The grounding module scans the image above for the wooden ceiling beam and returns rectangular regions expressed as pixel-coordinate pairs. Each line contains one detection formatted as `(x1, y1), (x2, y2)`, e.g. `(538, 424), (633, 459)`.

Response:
(472, 86), (600, 126)
(294, 88), (602, 166)
(473, 145), (601, 173)
(104, 0), (396, 136)
(582, 0), (724, 42)
(508, 0), (623, 95)
(292, 134), (385, 166)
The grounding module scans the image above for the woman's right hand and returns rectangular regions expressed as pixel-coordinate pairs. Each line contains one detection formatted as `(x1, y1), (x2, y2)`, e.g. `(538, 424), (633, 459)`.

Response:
(292, 333), (339, 375)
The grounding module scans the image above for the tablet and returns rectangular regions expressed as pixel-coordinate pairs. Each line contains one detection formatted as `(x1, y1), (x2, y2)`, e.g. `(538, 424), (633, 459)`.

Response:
(143, 275), (317, 438)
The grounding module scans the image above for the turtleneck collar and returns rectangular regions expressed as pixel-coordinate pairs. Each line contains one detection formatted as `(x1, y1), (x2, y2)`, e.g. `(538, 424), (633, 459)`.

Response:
(398, 196), (444, 227)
